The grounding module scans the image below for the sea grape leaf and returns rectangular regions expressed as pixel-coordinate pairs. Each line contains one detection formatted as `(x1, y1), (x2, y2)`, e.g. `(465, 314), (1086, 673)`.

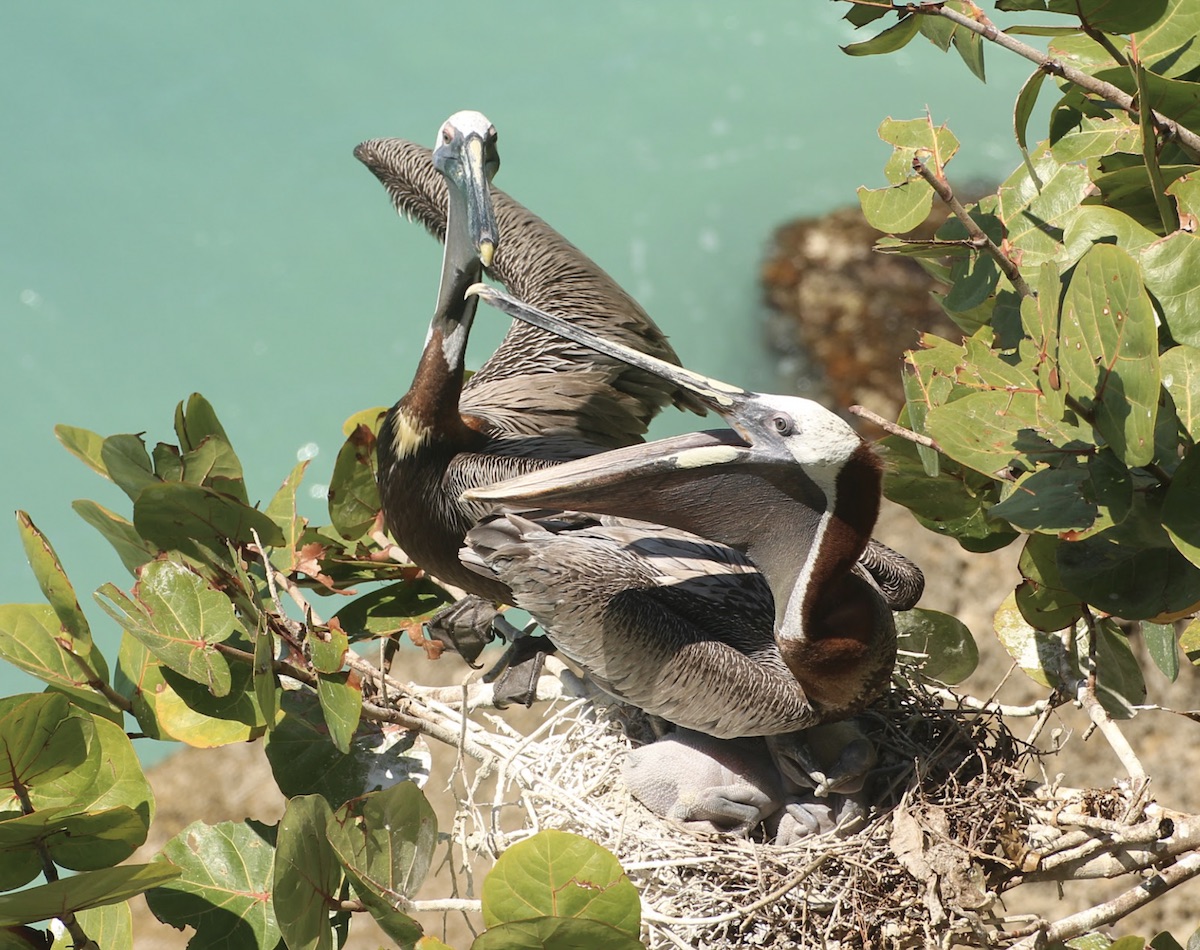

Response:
(1163, 448), (1200, 569)
(0, 605), (122, 723)
(1058, 244), (1160, 467)
(0, 863), (180, 927)
(146, 820), (280, 949)
(894, 608), (978, 684)
(332, 579), (453, 641)
(0, 805), (146, 874)
(1160, 345), (1200, 440)
(316, 671), (361, 756)
(0, 694), (89, 793)
(327, 425), (381, 542)
(133, 481), (284, 558)
(1142, 622), (1180, 681)
(265, 690), (430, 807)
(16, 513), (97, 661)
(327, 783), (434, 941)
(54, 424), (108, 478)
(990, 465), (1095, 533)
(1058, 494), (1200, 620)
(481, 830), (639, 936)
(95, 559), (236, 696)
(1062, 207), (1159, 266)
(1136, 0), (1200, 78)
(100, 434), (158, 502)
(266, 461), (310, 574)
(70, 500), (156, 576)
(841, 13), (919, 56)
(274, 795), (341, 950)
(1143, 230), (1200, 348)
(997, 147), (1089, 266)
(858, 180), (934, 234)
(471, 918), (645, 950)
(49, 903), (133, 950)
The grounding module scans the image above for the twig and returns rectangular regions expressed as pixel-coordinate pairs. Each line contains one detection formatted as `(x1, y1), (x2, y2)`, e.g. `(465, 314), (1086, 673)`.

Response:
(61, 647), (134, 714)
(1012, 850), (1200, 948)
(923, 3), (1200, 160)
(928, 687), (1049, 718)
(849, 405), (943, 451)
(1077, 609), (1148, 787)
(911, 156), (1033, 299)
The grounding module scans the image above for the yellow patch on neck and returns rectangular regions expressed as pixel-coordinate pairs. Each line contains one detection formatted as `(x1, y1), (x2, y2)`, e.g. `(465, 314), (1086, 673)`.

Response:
(391, 410), (431, 458)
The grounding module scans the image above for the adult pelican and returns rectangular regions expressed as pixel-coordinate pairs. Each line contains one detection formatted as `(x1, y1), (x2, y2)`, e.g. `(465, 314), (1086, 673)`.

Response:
(357, 113), (702, 693)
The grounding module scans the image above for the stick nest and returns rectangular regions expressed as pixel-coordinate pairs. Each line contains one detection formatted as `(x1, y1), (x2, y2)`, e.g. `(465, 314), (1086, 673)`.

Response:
(435, 672), (1132, 949)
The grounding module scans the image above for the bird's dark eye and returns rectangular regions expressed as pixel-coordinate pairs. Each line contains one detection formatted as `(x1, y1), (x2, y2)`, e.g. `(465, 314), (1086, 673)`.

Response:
(770, 414), (793, 436)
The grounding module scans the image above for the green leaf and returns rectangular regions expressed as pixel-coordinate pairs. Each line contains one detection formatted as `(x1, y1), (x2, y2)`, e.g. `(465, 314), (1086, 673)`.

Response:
(0, 805), (147, 874)
(482, 830), (639, 936)
(0, 694), (89, 793)
(310, 625), (348, 675)
(995, 593), (1071, 688)
(54, 425), (108, 478)
(153, 442), (183, 481)
(95, 559), (236, 696)
(991, 465), (1096, 532)
(1065, 0), (1167, 32)
(1062, 206), (1159, 267)
(1059, 244), (1160, 467)
(1014, 68), (1047, 152)
(174, 393), (233, 453)
(951, 19), (985, 82)
(1163, 448), (1200, 570)
(0, 862), (180, 927)
(0, 605), (122, 722)
(16, 512), (97, 661)
(1092, 161), (1199, 233)
(133, 481), (285, 558)
(894, 608), (978, 684)
(1051, 113), (1141, 164)
(841, 13), (919, 56)
(1058, 494), (1200, 620)
(181, 437), (249, 505)
(265, 690), (430, 806)
(997, 147), (1088, 266)
(1143, 231), (1200, 347)
(1017, 534), (1084, 628)
(146, 821), (280, 949)
(266, 461), (310, 573)
(274, 795), (341, 950)
(858, 181), (935, 234)
(70, 500), (156, 576)
(1161, 345), (1200, 441)
(49, 903), (133, 950)
(160, 660), (271, 731)
(332, 579), (452, 641)
(317, 671), (361, 756)
(327, 783), (435, 938)
(253, 621), (279, 731)
(471, 918), (645, 950)
(1170, 174), (1200, 219)
(878, 117), (960, 161)
(100, 434), (158, 502)
(1137, 0), (1200, 77)
(327, 425), (381, 542)
(1182, 618), (1200, 665)
(1142, 622), (1180, 681)
(925, 389), (1093, 479)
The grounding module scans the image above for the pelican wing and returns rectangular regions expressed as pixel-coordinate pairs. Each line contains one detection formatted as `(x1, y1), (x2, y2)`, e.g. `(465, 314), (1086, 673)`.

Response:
(354, 137), (704, 447)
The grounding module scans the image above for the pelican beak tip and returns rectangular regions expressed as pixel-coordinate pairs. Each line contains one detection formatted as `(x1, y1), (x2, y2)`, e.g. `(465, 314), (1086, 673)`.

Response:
(479, 240), (495, 269)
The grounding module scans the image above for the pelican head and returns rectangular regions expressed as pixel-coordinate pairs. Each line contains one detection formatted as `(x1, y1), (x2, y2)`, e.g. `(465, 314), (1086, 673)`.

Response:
(434, 111), (500, 267)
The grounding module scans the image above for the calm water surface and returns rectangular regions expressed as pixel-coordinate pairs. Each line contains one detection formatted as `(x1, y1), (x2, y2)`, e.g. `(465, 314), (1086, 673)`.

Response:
(2, 3), (1041, 699)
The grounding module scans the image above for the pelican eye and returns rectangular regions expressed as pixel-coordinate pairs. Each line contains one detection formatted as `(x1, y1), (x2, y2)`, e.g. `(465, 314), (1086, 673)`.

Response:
(770, 413), (794, 436)
(441, 126), (454, 145)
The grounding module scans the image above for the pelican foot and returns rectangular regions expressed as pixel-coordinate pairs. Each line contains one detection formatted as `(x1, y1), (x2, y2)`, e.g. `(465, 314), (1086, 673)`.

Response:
(484, 635), (556, 708)
(624, 731), (783, 837)
(768, 791), (868, 845)
(425, 595), (502, 666)
(766, 719), (877, 797)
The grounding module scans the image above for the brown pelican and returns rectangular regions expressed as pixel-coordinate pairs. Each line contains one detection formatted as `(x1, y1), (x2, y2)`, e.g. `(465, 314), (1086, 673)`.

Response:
(463, 283), (907, 738)
(461, 285), (918, 831)
(356, 113), (703, 688)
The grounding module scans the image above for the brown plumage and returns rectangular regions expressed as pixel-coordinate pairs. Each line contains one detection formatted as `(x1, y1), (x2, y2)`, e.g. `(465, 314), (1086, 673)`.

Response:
(355, 122), (702, 605)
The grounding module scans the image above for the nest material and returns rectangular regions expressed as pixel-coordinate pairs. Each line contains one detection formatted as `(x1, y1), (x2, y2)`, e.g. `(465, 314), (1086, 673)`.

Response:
(433, 674), (1065, 950)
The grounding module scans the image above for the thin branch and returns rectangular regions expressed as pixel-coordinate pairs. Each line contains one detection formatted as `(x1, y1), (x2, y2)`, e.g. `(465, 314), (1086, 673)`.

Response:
(849, 405), (943, 451)
(911, 155), (1033, 298)
(928, 687), (1049, 718)
(1012, 850), (1200, 948)
(1077, 608), (1148, 787)
(925, 2), (1200, 160)
(61, 646), (133, 713)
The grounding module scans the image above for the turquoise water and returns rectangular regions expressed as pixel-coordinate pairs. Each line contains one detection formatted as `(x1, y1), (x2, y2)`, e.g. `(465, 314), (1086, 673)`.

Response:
(2, 3), (1041, 699)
